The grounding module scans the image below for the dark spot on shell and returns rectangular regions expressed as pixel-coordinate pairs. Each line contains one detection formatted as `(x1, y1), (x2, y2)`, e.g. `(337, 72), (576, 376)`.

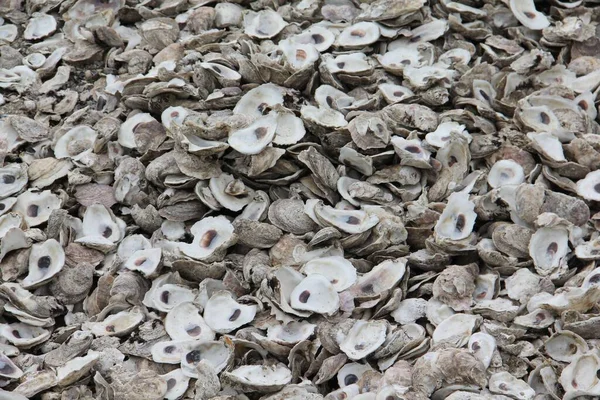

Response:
(102, 226), (112, 238)
(256, 29), (269, 36)
(476, 290), (487, 299)
(200, 230), (218, 248)
(572, 379), (578, 388)
(254, 126), (269, 140)
(299, 290), (310, 303)
(354, 343), (365, 350)
(346, 216), (361, 225)
(185, 350), (202, 364)
(27, 204), (39, 217)
(547, 242), (558, 257)
(596, 369), (600, 380)
(589, 274), (600, 284)
(455, 214), (466, 232)
(393, 91), (405, 97)
(186, 325), (202, 336)
(400, 59), (411, 65)
(569, 343), (578, 354)
(105, 325), (115, 332)
(257, 102), (268, 114)
(534, 313), (546, 324)
(331, 279), (339, 284)
(1, 175), (15, 184)
(540, 112), (550, 124)
(404, 145), (421, 154)
(594, 183), (600, 193)
(524, 11), (536, 19)
(479, 90), (490, 101)
(336, 62), (345, 69)
(385, 397), (397, 400)
(312, 34), (324, 44)
(344, 374), (358, 385)
(212, 65), (221, 73)
(134, 258), (147, 266)
(326, 96), (335, 108)
(38, 256), (51, 270)
(579, 100), (588, 110)
(362, 283), (374, 294)
(295, 49), (307, 61)
(471, 342), (480, 351)
(499, 383), (508, 391)
(12, 330), (21, 339)
(160, 290), (170, 304)
(409, 34), (421, 43)
(0, 203), (5, 210)
(167, 378), (176, 391)
(164, 345), (175, 354)
(376, 123), (384, 132)
(0, 361), (14, 375)
(448, 156), (458, 167)
(350, 29), (366, 38)
(229, 308), (241, 321)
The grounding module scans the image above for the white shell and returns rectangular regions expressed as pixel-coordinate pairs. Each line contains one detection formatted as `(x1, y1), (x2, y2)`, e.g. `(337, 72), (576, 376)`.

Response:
(165, 302), (215, 342)
(468, 332), (496, 369)
(577, 170), (600, 201)
(434, 192), (477, 241)
(228, 114), (277, 155)
(487, 160), (525, 188)
(203, 291), (257, 333)
(432, 313), (480, 347)
(243, 9), (287, 39)
(118, 113), (157, 149)
(528, 227), (569, 276)
(290, 274), (339, 315)
(509, 0), (550, 30)
(339, 320), (387, 360)
(13, 190), (61, 227)
(24, 14), (57, 40)
(180, 215), (236, 260)
(233, 83), (284, 119)
(54, 126), (97, 160)
(86, 307), (144, 337)
(22, 239), (65, 289)
(302, 256), (357, 292)
(337, 363), (374, 388)
(160, 369), (190, 400)
(180, 340), (230, 378)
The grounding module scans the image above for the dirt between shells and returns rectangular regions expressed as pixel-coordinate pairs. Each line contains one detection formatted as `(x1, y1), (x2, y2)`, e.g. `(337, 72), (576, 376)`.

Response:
(5, 0), (600, 399)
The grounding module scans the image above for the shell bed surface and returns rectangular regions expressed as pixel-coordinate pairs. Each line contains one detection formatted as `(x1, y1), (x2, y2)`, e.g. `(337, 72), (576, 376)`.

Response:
(5, 0), (600, 399)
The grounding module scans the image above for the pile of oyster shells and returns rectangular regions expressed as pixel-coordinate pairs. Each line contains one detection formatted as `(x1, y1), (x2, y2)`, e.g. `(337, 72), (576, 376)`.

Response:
(6, 0), (600, 399)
